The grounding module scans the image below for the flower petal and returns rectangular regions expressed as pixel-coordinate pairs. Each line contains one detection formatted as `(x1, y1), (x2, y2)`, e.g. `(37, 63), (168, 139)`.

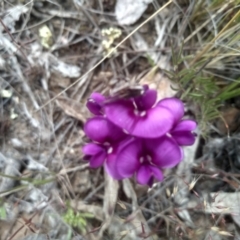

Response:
(105, 100), (174, 138)
(157, 98), (184, 124)
(90, 151), (106, 168)
(90, 92), (105, 103)
(136, 165), (152, 185)
(86, 92), (105, 115)
(115, 139), (141, 178)
(149, 166), (164, 181)
(131, 106), (174, 138)
(172, 120), (197, 132)
(86, 100), (102, 115)
(105, 137), (134, 179)
(82, 143), (103, 156)
(84, 117), (124, 143)
(105, 154), (122, 179)
(82, 143), (106, 168)
(104, 100), (136, 133)
(136, 165), (164, 186)
(134, 89), (157, 110)
(171, 120), (197, 146)
(171, 132), (196, 146)
(146, 137), (183, 168)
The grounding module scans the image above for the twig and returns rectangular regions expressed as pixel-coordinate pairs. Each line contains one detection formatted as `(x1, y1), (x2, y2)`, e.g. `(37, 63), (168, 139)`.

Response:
(11, 55), (39, 110)
(0, 18), (30, 65)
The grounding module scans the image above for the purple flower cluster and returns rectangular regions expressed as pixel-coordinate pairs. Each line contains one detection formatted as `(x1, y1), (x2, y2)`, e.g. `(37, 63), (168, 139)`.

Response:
(83, 85), (197, 186)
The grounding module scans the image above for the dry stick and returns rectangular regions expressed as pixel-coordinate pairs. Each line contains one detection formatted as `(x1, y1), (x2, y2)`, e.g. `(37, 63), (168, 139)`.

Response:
(15, 1), (33, 43)
(72, 45), (103, 100)
(73, 0), (99, 29)
(36, 0), (173, 112)
(0, 18), (30, 65)
(190, 9), (240, 66)
(12, 15), (54, 34)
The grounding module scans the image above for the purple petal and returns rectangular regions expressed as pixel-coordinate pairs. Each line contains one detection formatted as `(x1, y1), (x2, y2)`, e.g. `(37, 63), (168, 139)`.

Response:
(171, 131), (196, 146)
(105, 101), (174, 138)
(90, 151), (106, 168)
(82, 143), (103, 156)
(157, 98), (184, 124)
(131, 106), (174, 138)
(84, 117), (124, 143)
(86, 92), (105, 115)
(146, 137), (183, 168)
(137, 165), (163, 186)
(134, 89), (157, 110)
(149, 166), (164, 181)
(105, 154), (122, 179)
(171, 120), (197, 146)
(90, 92), (105, 103)
(105, 137), (135, 179)
(172, 120), (197, 132)
(104, 100), (136, 133)
(136, 165), (152, 185)
(86, 100), (102, 115)
(82, 143), (106, 168)
(115, 139), (141, 178)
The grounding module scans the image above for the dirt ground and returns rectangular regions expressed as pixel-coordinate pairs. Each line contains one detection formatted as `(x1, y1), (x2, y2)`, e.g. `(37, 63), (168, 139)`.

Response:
(1, 0), (240, 240)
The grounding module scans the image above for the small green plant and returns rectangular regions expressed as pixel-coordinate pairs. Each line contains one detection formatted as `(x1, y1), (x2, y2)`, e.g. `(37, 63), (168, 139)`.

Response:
(62, 206), (94, 234)
(217, 79), (240, 101)
(0, 204), (6, 220)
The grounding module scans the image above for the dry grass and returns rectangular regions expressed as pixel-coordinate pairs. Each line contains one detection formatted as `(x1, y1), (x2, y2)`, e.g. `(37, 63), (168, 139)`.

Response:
(0, 0), (240, 239)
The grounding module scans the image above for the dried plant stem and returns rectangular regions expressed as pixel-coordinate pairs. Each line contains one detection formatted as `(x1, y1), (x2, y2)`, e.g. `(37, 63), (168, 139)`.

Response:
(0, 18), (30, 65)
(190, 9), (240, 66)
(184, 1), (233, 44)
(36, 0), (173, 111)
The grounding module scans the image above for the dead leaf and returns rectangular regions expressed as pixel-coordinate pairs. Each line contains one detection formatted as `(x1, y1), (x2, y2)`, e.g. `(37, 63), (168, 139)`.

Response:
(56, 97), (85, 121)
(122, 179), (156, 239)
(103, 173), (119, 216)
(117, 201), (127, 210)
(140, 69), (178, 100)
(51, 60), (81, 78)
(0, 5), (28, 33)
(98, 173), (119, 238)
(72, 170), (91, 194)
(115, 0), (153, 25)
(217, 107), (240, 134)
(50, 72), (71, 89)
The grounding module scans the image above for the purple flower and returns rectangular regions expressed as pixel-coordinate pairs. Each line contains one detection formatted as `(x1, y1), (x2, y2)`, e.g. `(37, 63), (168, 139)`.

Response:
(137, 164), (163, 186)
(83, 143), (106, 168)
(107, 137), (183, 186)
(83, 116), (129, 175)
(84, 116), (125, 143)
(82, 86), (197, 186)
(86, 92), (105, 115)
(157, 98), (197, 146)
(104, 88), (174, 138)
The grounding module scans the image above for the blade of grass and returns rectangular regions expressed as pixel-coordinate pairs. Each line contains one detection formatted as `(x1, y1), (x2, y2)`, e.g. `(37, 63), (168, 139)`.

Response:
(190, 9), (240, 65)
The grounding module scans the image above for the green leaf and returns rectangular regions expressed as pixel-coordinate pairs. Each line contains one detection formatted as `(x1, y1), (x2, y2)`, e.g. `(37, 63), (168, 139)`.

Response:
(0, 206), (6, 220)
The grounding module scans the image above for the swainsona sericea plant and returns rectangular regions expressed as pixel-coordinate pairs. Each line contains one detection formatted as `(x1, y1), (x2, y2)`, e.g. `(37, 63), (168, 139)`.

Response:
(82, 85), (197, 186)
